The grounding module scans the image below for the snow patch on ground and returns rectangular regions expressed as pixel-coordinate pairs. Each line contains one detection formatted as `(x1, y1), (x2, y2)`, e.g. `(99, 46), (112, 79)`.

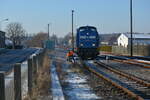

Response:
(65, 74), (87, 84)
(87, 60), (94, 64)
(62, 63), (101, 100)
(137, 59), (150, 63)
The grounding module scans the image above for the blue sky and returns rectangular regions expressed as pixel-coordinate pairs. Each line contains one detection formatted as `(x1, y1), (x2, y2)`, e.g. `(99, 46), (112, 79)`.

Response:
(1, 0), (150, 37)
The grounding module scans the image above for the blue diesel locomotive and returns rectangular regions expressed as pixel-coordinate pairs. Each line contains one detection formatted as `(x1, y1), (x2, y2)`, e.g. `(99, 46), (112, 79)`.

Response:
(76, 26), (99, 59)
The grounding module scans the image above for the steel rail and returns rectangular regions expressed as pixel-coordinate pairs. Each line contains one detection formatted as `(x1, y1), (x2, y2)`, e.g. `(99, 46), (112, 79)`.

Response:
(112, 59), (150, 69)
(127, 59), (150, 65)
(95, 61), (150, 88)
(83, 61), (144, 100)
(127, 59), (150, 68)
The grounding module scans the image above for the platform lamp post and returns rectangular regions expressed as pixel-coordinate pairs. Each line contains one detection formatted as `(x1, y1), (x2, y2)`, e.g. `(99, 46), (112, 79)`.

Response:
(0, 18), (9, 31)
(130, 0), (133, 57)
(71, 10), (74, 52)
(48, 23), (52, 40)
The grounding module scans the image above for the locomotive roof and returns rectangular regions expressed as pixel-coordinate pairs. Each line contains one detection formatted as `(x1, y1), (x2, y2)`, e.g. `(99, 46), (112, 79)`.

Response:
(78, 26), (96, 29)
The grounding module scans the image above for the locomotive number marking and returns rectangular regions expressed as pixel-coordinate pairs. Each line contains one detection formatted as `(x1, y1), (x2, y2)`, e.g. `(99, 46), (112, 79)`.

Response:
(80, 36), (96, 39)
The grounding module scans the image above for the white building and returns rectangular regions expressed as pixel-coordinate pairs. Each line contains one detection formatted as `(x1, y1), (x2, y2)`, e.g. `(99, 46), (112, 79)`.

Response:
(5, 39), (13, 46)
(117, 33), (150, 47)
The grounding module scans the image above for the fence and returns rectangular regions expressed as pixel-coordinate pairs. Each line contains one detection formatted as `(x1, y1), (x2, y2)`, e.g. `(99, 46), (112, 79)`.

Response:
(112, 45), (150, 56)
(0, 48), (46, 100)
(99, 46), (112, 52)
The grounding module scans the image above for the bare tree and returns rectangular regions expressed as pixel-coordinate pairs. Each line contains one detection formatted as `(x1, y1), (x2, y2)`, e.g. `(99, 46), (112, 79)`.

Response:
(62, 32), (72, 47)
(26, 32), (48, 47)
(6, 22), (25, 48)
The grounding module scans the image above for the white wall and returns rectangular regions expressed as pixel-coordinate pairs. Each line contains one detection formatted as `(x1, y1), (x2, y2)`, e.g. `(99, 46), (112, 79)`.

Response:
(117, 34), (128, 47)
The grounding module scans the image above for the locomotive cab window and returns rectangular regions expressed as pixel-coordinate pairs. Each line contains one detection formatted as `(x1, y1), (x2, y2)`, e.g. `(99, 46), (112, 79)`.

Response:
(79, 28), (86, 32)
(90, 28), (96, 32)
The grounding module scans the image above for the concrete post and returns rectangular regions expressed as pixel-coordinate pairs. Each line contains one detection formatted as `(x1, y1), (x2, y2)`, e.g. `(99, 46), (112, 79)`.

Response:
(28, 58), (33, 96)
(14, 63), (22, 100)
(33, 56), (37, 85)
(0, 71), (5, 100)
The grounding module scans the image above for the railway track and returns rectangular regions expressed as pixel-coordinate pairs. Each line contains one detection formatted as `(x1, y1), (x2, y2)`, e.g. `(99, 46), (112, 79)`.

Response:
(100, 59), (150, 82)
(83, 60), (150, 100)
(102, 55), (150, 68)
(95, 61), (150, 87)
(112, 59), (150, 69)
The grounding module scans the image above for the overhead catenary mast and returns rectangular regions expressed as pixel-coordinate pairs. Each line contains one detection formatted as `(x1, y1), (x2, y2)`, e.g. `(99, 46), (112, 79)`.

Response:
(71, 10), (74, 52)
(130, 0), (133, 56)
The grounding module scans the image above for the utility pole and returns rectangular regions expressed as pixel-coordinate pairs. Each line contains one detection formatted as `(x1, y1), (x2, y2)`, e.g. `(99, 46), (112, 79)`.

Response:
(48, 24), (49, 40)
(130, 0), (133, 56)
(72, 10), (74, 52)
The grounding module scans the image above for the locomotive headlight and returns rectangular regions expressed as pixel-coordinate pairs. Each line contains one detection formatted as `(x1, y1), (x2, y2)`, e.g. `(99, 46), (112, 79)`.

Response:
(92, 44), (95, 46)
(80, 44), (83, 46)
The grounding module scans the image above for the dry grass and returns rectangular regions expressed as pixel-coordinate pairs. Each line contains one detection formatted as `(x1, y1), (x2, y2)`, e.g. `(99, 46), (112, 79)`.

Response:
(24, 51), (51, 100)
